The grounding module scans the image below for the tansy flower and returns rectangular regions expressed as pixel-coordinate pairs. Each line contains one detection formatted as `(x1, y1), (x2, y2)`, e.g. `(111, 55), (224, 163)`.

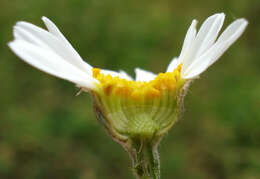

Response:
(8, 13), (247, 179)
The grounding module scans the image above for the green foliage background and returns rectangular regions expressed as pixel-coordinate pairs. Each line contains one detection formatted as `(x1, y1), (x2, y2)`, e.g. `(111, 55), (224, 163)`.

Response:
(0, 0), (260, 178)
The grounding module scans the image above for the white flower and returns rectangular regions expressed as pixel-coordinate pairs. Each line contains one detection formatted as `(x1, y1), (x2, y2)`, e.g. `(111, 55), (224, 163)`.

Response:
(8, 13), (247, 134)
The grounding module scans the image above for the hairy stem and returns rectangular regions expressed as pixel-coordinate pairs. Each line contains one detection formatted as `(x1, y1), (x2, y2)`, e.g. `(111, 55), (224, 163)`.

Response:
(132, 140), (160, 179)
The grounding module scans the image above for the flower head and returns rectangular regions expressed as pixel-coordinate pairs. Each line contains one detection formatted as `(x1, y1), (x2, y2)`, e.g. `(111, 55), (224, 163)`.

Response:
(8, 13), (247, 145)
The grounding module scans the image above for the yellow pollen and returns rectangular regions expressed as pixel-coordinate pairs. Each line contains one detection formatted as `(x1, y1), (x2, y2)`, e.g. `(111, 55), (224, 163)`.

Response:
(92, 64), (182, 99)
(92, 68), (101, 78)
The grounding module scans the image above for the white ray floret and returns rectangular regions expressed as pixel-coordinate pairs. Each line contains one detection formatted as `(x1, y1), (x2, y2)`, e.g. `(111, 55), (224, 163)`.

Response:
(100, 69), (133, 80)
(9, 40), (97, 89)
(167, 13), (248, 79)
(135, 68), (157, 82)
(9, 17), (99, 90)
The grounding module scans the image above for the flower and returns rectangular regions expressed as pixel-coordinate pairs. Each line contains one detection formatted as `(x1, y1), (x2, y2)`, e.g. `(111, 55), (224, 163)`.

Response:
(8, 13), (247, 179)
(8, 13), (247, 145)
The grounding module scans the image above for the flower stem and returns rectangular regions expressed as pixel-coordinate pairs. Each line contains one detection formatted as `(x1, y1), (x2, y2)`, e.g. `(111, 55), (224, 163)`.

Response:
(132, 140), (160, 179)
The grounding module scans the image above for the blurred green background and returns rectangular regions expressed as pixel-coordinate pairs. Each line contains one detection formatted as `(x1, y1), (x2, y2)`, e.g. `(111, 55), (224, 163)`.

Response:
(0, 0), (260, 178)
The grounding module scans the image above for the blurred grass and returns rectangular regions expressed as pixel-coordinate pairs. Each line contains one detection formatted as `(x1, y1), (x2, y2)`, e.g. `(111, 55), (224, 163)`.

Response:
(0, 0), (260, 178)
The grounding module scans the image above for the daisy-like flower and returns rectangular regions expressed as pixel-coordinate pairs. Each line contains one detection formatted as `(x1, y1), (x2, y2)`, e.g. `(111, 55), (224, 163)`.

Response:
(8, 13), (247, 179)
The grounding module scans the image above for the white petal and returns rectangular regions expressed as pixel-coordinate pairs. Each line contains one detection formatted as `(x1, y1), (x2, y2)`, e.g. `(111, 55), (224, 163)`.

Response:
(101, 69), (121, 77)
(178, 20), (197, 63)
(9, 40), (97, 89)
(183, 55), (211, 79)
(208, 18), (248, 66)
(14, 19), (92, 75)
(119, 70), (133, 81)
(182, 13), (225, 70)
(42, 17), (72, 47)
(135, 68), (156, 82)
(166, 57), (179, 72)
(183, 18), (248, 79)
(193, 13), (225, 57)
(100, 69), (133, 80)
(14, 25), (68, 56)
(42, 17), (92, 73)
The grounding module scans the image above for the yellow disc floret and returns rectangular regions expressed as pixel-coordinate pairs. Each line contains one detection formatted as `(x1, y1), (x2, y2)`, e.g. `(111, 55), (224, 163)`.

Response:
(92, 64), (183, 100)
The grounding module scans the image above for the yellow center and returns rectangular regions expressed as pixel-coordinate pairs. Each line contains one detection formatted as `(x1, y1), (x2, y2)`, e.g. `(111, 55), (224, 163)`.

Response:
(92, 64), (182, 100)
